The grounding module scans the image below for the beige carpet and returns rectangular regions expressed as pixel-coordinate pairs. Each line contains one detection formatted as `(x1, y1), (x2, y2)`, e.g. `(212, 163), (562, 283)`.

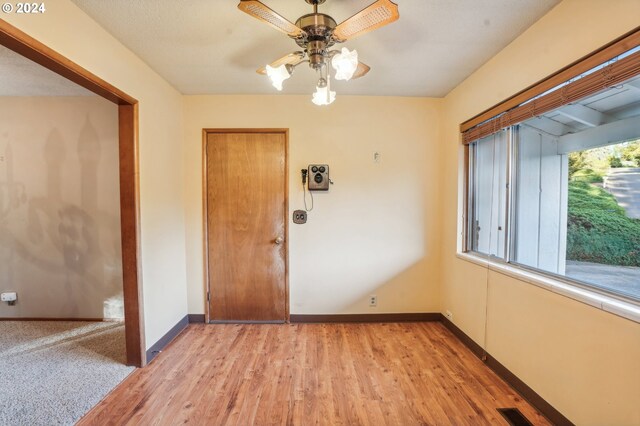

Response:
(0, 321), (134, 426)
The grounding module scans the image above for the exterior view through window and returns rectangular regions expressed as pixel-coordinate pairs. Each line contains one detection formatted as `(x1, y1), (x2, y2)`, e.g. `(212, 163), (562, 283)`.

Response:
(468, 69), (640, 302)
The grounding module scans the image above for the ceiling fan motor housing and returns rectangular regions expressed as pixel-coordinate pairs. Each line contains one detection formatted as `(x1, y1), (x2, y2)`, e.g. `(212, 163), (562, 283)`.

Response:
(306, 40), (327, 69)
(238, 0), (397, 90)
(295, 13), (337, 69)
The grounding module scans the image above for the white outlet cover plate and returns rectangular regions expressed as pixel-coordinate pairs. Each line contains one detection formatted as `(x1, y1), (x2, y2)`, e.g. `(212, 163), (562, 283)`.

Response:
(1, 292), (17, 302)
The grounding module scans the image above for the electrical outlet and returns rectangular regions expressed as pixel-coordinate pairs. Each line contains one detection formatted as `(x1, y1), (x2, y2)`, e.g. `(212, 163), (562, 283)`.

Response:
(369, 295), (377, 307)
(1, 292), (16, 302)
(1, 292), (17, 306)
(445, 310), (453, 321)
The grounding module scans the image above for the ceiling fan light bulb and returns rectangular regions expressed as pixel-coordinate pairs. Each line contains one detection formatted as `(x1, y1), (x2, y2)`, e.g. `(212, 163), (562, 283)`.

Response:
(266, 64), (291, 91)
(331, 47), (358, 81)
(312, 85), (336, 106)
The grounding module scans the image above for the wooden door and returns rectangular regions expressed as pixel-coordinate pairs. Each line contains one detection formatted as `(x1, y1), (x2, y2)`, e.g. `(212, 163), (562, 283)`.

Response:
(205, 130), (287, 322)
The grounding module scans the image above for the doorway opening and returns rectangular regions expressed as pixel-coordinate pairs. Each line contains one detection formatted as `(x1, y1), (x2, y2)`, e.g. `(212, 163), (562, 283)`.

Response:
(0, 20), (144, 367)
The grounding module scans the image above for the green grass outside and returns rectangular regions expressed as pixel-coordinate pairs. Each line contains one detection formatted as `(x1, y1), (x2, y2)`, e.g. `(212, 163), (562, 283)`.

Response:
(571, 169), (603, 183)
(567, 181), (640, 266)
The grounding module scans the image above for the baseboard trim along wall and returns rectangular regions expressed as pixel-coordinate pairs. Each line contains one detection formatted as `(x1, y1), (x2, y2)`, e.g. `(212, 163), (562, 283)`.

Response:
(438, 315), (485, 358)
(0, 317), (106, 322)
(289, 313), (442, 323)
(440, 316), (574, 426)
(146, 315), (189, 364)
(188, 314), (206, 323)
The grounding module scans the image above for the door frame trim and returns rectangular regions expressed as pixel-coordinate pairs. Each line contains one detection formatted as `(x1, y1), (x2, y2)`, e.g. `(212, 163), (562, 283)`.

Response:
(0, 20), (145, 366)
(202, 128), (290, 323)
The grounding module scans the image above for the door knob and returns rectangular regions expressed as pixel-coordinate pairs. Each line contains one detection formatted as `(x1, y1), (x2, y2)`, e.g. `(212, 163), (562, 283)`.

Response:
(274, 237), (284, 245)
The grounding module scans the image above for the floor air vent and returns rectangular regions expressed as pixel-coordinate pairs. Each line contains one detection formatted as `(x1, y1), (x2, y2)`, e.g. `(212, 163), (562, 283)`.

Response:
(497, 408), (534, 426)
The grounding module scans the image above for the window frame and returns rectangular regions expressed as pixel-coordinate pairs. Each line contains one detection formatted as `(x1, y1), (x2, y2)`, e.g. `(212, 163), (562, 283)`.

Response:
(460, 27), (640, 310)
(465, 122), (640, 306)
(466, 129), (514, 262)
(462, 136), (640, 307)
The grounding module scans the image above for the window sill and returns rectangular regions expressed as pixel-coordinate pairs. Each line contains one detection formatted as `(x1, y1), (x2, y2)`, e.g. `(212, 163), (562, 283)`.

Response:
(456, 252), (640, 324)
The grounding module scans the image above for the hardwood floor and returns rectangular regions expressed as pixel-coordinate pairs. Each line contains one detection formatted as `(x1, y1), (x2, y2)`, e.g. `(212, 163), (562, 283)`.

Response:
(79, 322), (551, 425)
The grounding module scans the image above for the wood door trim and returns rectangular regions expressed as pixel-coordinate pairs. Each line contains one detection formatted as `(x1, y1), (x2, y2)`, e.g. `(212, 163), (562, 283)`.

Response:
(203, 128), (290, 134)
(119, 103), (145, 367)
(202, 129), (289, 323)
(0, 20), (145, 366)
(0, 19), (136, 105)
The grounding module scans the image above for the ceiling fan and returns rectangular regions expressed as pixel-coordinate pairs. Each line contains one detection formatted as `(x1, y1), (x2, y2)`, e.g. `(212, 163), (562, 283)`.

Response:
(238, 0), (399, 105)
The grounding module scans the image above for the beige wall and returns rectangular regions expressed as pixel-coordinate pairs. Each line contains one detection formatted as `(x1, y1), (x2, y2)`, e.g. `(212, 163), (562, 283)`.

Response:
(441, 1), (640, 425)
(3, 1), (189, 348)
(4, 4), (640, 423)
(0, 96), (122, 319)
(184, 95), (442, 315)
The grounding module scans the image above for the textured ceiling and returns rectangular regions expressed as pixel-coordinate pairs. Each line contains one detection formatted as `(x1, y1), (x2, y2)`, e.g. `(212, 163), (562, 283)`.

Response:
(70, 0), (560, 97)
(0, 45), (94, 96)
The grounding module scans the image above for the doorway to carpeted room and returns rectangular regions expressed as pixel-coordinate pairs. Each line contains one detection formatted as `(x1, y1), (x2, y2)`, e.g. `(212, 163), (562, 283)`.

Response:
(0, 321), (134, 425)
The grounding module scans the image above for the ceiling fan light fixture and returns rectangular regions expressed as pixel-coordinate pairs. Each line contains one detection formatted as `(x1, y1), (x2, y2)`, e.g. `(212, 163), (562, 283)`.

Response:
(332, 47), (359, 81)
(312, 84), (336, 106)
(240, 0), (399, 104)
(266, 64), (291, 91)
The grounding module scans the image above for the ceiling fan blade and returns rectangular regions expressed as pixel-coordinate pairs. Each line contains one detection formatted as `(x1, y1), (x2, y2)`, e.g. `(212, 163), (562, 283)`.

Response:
(257, 52), (306, 75)
(332, 0), (399, 42)
(238, 0), (305, 38)
(352, 62), (371, 80)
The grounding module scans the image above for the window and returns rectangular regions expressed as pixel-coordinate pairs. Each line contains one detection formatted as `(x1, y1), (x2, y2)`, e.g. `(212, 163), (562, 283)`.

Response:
(468, 130), (509, 258)
(464, 39), (640, 303)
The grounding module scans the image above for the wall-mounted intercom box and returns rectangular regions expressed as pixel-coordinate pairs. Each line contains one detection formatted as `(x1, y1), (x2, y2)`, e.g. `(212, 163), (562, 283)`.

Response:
(308, 164), (329, 191)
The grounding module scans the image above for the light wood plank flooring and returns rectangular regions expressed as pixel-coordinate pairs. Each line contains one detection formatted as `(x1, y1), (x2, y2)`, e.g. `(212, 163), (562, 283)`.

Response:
(79, 322), (551, 425)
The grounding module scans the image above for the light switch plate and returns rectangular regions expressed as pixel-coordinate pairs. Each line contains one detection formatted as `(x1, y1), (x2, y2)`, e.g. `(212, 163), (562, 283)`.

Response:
(293, 210), (307, 224)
